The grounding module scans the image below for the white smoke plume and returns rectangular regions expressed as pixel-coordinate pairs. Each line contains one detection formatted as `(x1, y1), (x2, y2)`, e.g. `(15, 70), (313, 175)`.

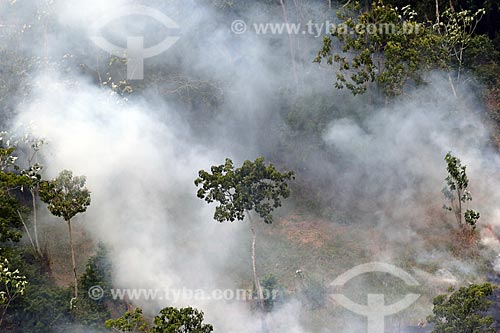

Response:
(3, 0), (500, 332)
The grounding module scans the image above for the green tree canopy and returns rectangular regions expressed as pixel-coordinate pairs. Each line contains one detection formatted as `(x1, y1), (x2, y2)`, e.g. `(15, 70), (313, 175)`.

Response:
(443, 152), (480, 230)
(0, 136), (30, 248)
(0, 257), (27, 327)
(151, 307), (213, 333)
(39, 170), (91, 222)
(39, 169), (91, 301)
(427, 283), (495, 333)
(315, 1), (445, 97)
(106, 306), (213, 333)
(195, 157), (294, 224)
(195, 157), (294, 315)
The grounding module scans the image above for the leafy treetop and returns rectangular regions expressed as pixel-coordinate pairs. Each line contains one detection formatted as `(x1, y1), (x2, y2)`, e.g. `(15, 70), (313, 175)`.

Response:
(443, 152), (480, 229)
(315, 1), (446, 96)
(106, 306), (213, 333)
(39, 170), (91, 222)
(151, 307), (213, 333)
(427, 283), (495, 333)
(194, 157), (295, 224)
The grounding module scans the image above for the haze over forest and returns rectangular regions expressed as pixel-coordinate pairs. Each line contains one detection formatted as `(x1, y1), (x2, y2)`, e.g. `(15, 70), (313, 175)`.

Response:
(1, 0), (500, 332)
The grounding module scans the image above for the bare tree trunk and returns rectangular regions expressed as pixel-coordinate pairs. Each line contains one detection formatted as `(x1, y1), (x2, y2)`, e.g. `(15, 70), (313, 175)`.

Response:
(343, 0), (352, 8)
(448, 74), (457, 97)
(0, 297), (13, 327)
(457, 190), (462, 227)
(435, 0), (441, 32)
(457, 46), (463, 82)
(67, 219), (78, 299)
(17, 210), (36, 254)
(31, 188), (42, 256)
(249, 214), (264, 310)
(278, 0), (299, 88)
(247, 212), (268, 333)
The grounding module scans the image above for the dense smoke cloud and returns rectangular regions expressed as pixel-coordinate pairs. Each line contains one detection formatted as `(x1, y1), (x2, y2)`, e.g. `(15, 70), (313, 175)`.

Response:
(3, 0), (500, 332)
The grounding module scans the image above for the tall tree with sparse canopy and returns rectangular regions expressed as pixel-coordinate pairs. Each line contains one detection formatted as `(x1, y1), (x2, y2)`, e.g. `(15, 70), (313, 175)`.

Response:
(443, 152), (480, 231)
(39, 170), (91, 302)
(194, 157), (294, 313)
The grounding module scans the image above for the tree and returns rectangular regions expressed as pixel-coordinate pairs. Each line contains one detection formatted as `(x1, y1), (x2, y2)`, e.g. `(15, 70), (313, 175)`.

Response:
(194, 157), (294, 313)
(443, 152), (480, 231)
(438, 7), (486, 83)
(256, 274), (286, 313)
(0, 258), (28, 327)
(75, 244), (115, 327)
(315, 1), (446, 97)
(39, 170), (91, 302)
(106, 306), (213, 333)
(105, 308), (150, 333)
(20, 134), (45, 259)
(0, 134), (29, 252)
(7, 258), (72, 332)
(0, 174), (25, 245)
(427, 283), (495, 332)
(152, 307), (213, 333)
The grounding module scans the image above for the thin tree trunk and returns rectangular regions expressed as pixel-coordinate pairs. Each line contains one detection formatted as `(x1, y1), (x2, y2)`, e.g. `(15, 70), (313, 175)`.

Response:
(435, 0), (441, 32)
(17, 210), (36, 254)
(31, 188), (41, 256)
(0, 297), (12, 327)
(457, 190), (462, 227)
(247, 212), (267, 333)
(278, 0), (299, 88)
(448, 74), (457, 97)
(249, 214), (264, 310)
(457, 46), (463, 82)
(67, 219), (78, 299)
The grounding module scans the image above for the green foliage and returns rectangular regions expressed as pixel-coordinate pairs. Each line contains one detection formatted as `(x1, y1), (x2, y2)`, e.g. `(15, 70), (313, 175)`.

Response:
(107, 307), (213, 333)
(195, 157), (294, 224)
(315, 1), (445, 96)
(0, 135), (28, 246)
(7, 253), (72, 332)
(440, 8), (485, 52)
(427, 283), (495, 332)
(75, 244), (115, 327)
(444, 152), (469, 193)
(0, 258), (27, 327)
(151, 307), (213, 333)
(79, 244), (113, 303)
(443, 152), (480, 229)
(0, 259), (27, 304)
(105, 307), (150, 332)
(465, 209), (481, 228)
(0, 132), (18, 171)
(253, 274), (286, 312)
(439, 7), (486, 80)
(39, 169), (91, 301)
(0, 189), (24, 244)
(462, 34), (500, 86)
(39, 170), (91, 222)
